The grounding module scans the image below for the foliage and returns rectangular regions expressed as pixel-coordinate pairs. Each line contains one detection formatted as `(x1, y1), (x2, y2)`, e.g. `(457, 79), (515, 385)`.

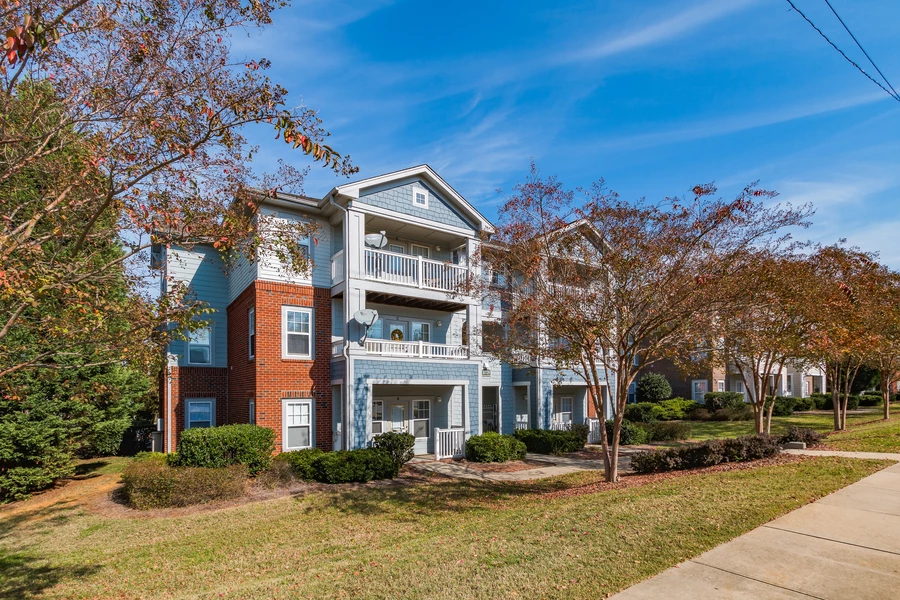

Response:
(255, 459), (297, 489)
(814, 394), (860, 411)
(636, 373), (672, 403)
(631, 435), (780, 473)
(691, 405), (754, 422)
(310, 449), (398, 484)
(273, 448), (325, 481)
(637, 421), (693, 442)
(465, 432), (527, 463)
(120, 460), (247, 510)
(703, 392), (746, 411)
(514, 428), (587, 455)
(857, 394), (882, 407)
(168, 424), (274, 475)
(779, 426), (823, 447)
(623, 403), (657, 423)
(624, 399), (698, 422)
(86, 418), (133, 457)
(372, 432), (416, 469)
(765, 396), (797, 417)
(792, 396), (817, 411)
(605, 420), (649, 445)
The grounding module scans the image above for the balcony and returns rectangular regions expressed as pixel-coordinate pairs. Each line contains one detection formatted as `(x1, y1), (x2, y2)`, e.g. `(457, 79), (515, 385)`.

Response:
(364, 339), (469, 360)
(364, 249), (468, 294)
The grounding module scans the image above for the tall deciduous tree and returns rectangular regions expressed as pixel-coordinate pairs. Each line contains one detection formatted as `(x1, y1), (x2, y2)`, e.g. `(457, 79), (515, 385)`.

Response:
(480, 165), (811, 482)
(1, 0), (356, 377)
(865, 267), (900, 420)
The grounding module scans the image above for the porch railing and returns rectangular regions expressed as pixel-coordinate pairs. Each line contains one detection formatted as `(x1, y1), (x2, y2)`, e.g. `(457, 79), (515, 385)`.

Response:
(365, 339), (468, 360)
(549, 421), (572, 431)
(331, 340), (344, 357)
(435, 428), (466, 460)
(331, 250), (344, 285)
(364, 248), (468, 293)
(585, 418), (602, 444)
(514, 416), (529, 430)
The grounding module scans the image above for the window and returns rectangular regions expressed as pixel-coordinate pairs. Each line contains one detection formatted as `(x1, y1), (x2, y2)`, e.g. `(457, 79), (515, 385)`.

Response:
(410, 244), (430, 258)
(482, 321), (505, 354)
(554, 396), (573, 424)
(489, 269), (506, 287)
(282, 306), (313, 359)
(388, 243), (405, 254)
(369, 318), (383, 340)
(248, 399), (256, 425)
(628, 382), (636, 404)
(186, 399), (213, 429)
(284, 400), (312, 450)
(692, 380), (708, 402)
(412, 322), (430, 342)
(717, 380), (725, 392)
(248, 308), (256, 359)
(412, 187), (428, 208)
(187, 326), (211, 364)
(734, 380), (745, 395)
(413, 400), (430, 438)
(786, 374), (793, 395)
(803, 380), (810, 397)
(372, 400), (384, 435)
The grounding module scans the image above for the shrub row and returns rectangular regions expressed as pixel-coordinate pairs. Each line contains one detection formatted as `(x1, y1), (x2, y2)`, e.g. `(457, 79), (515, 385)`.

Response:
(606, 420), (649, 445)
(514, 425), (588, 455)
(638, 420), (693, 442)
(703, 392), (746, 411)
(121, 459), (247, 509)
(691, 405), (753, 422)
(631, 435), (780, 473)
(168, 424), (274, 475)
(310, 449), (398, 483)
(779, 426), (822, 447)
(858, 393), (883, 407)
(809, 393), (860, 411)
(624, 398), (700, 423)
(465, 432), (527, 462)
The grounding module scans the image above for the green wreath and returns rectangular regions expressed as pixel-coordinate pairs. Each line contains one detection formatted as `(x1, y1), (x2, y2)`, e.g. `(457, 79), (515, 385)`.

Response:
(391, 328), (404, 341)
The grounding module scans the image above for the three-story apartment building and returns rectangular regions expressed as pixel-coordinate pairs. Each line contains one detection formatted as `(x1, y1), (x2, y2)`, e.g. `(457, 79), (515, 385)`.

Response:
(157, 165), (614, 457)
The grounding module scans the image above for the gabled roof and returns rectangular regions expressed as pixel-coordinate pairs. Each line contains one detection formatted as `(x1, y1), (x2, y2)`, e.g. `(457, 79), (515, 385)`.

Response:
(327, 164), (495, 233)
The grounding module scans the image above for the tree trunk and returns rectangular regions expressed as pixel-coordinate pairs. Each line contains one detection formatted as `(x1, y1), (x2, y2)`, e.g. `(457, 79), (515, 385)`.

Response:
(884, 385), (891, 421)
(765, 399), (775, 435)
(829, 365), (841, 431)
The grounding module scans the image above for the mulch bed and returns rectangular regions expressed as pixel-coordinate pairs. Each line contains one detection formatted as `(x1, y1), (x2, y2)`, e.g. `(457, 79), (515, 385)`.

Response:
(437, 458), (555, 473)
(541, 453), (807, 500)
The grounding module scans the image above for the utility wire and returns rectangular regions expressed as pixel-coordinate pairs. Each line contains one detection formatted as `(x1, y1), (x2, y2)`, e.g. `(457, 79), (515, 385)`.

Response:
(784, 0), (900, 103)
(823, 0), (900, 100)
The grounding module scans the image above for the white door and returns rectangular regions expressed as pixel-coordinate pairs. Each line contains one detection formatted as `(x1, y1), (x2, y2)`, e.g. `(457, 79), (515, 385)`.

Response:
(411, 399), (431, 455)
(389, 402), (407, 434)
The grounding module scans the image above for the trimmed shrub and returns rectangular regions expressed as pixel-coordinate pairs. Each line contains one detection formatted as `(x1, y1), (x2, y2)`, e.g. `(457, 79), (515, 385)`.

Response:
(636, 373), (672, 403)
(765, 396), (797, 417)
(624, 399), (699, 422)
(703, 392), (746, 411)
(858, 394), (882, 407)
(168, 424), (275, 475)
(624, 402), (657, 423)
(810, 393), (829, 410)
(780, 426), (823, 447)
(631, 434), (779, 473)
(792, 396), (817, 411)
(514, 428), (586, 455)
(606, 420), (649, 445)
(274, 448), (325, 481)
(465, 432), (527, 462)
(638, 421), (693, 442)
(372, 431), (416, 469)
(310, 448), (398, 483)
(121, 460), (247, 509)
(815, 394), (861, 411)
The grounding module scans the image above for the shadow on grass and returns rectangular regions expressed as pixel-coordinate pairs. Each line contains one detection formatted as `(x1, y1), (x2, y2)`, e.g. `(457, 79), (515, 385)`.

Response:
(0, 550), (99, 599)
(72, 460), (110, 479)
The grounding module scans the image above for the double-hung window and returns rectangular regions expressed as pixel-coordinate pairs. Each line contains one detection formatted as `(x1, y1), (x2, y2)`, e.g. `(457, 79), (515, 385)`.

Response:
(692, 380), (709, 402)
(372, 400), (384, 435)
(412, 400), (430, 438)
(284, 399), (312, 450)
(186, 399), (214, 429)
(187, 326), (211, 364)
(717, 380), (725, 392)
(412, 322), (430, 342)
(248, 308), (256, 359)
(283, 306), (313, 359)
(555, 396), (573, 424)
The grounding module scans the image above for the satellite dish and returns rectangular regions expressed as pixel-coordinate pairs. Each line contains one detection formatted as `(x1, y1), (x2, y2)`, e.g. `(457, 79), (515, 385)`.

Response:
(353, 309), (378, 326)
(364, 231), (388, 249)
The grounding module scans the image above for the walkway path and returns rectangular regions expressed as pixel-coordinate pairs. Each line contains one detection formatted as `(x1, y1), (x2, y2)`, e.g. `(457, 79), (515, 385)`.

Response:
(410, 451), (636, 482)
(611, 455), (900, 599)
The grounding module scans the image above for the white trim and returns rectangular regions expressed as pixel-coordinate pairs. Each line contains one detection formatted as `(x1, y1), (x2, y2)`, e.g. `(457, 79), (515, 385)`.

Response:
(248, 308), (256, 359)
(282, 398), (314, 450)
(409, 243), (430, 258)
(692, 379), (709, 402)
(388, 242), (406, 254)
(716, 379), (725, 392)
(412, 186), (429, 209)
(185, 398), (215, 429)
(187, 324), (213, 365)
(282, 305), (314, 360)
(346, 202), (477, 237)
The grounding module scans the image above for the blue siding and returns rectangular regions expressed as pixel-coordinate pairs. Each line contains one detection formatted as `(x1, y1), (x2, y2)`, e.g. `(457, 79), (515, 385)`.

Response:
(166, 246), (229, 368)
(350, 359), (480, 448)
(358, 181), (476, 231)
(331, 359), (345, 381)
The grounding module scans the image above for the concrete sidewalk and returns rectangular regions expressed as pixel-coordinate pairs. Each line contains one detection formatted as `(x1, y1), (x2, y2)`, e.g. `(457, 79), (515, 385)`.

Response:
(611, 459), (900, 599)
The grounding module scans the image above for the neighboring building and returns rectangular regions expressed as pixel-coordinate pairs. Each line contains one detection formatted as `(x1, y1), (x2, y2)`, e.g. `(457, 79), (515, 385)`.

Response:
(157, 165), (614, 457)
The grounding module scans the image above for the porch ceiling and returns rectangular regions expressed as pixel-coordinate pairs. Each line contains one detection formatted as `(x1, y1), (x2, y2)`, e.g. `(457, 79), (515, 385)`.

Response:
(364, 214), (466, 246)
(366, 291), (465, 312)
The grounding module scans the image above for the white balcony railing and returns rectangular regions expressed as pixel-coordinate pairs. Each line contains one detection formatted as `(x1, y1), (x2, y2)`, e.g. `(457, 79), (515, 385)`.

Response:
(435, 428), (466, 460)
(331, 250), (344, 285)
(331, 340), (344, 357)
(365, 339), (468, 360)
(364, 248), (468, 294)
(514, 416), (530, 430)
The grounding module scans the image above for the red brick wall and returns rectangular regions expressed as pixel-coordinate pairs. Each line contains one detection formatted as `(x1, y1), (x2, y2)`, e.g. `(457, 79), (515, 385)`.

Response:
(227, 285), (257, 427)
(164, 366), (229, 451)
(248, 281), (332, 453)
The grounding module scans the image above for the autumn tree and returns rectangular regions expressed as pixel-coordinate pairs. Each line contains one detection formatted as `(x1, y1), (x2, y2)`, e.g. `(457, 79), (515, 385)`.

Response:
(713, 253), (818, 434)
(1, 0), (356, 378)
(480, 165), (811, 482)
(864, 267), (900, 420)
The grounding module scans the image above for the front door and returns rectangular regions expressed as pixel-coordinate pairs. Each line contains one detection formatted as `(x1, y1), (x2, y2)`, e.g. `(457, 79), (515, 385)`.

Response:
(389, 402), (407, 434)
(385, 399), (431, 455)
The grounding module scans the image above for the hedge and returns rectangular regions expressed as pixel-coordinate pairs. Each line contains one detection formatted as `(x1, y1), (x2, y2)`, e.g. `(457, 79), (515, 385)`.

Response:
(631, 435), (780, 473)
(810, 393), (860, 411)
(372, 431), (416, 469)
(703, 392), (746, 411)
(273, 448), (325, 481)
(605, 420), (649, 445)
(310, 448), (398, 483)
(121, 460), (247, 509)
(638, 420), (692, 442)
(624, 398), (699, 422)
(858, 394), (883, 407)
(465, 432), (527, 462)
(514, 426), (588, 455)
(764, 396), (796, 417)
(792, 396), (817, 411)
(168, 424), (275, 475)
(691, 405), (753, 422)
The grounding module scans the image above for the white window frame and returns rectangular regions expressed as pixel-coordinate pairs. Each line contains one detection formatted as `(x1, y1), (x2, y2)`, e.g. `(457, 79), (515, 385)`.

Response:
(283, 399), (314, 451)
(734, 380), (745, 395)
(692, 380), (708, 402)
(786, 374), (793, 395)
(410, 243), (430, 258)
(372, 400), (384, 435)
(411, 321), (431, 342)
(388, 242), (406, 254)
(187, 325), (212, 365)
(282, 306), (313, 359)
(248, 308), (256, 359)
(248, 399), (256, 425)
(412, 186), (428, 209)
(412, 399), (431, 439)
(555, 396), (573, 424)
(717, 380), (725, 392)
(186, 398), (215, 429)
(803, 379), (810, 397)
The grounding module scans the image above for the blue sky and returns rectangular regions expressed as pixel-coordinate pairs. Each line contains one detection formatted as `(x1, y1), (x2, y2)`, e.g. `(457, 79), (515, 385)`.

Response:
(237, 0), (900, 266)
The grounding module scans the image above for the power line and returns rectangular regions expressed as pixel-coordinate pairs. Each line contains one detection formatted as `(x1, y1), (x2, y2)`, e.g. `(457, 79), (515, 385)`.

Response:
(822, 0), (900, 100)
(784, 0), (900, 103)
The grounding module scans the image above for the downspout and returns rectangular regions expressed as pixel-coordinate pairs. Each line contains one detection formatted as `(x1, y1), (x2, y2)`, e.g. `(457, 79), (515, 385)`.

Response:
(329, 193), (352, 450)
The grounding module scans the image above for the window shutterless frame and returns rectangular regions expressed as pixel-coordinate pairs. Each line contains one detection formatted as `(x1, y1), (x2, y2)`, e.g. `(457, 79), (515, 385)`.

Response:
(412, 186), (428, 208)
(283, 399), (313, 450)
(248, 308), (256, 359)
(282, 306), (313, 359)
(248, 399), (256, 424)
(186, 398), (214, 429)
(187, 326), (212, 365)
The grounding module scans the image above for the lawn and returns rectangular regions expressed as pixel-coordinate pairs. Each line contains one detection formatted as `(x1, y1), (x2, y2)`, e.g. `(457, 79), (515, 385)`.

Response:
(826, 413), (900, 453)
(0, 456), (889, 599)
(684, 407), (897, 442)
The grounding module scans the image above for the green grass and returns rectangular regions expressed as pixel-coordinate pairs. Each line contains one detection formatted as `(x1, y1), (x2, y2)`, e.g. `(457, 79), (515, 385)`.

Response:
(827, 413), (900, 453)
(0, 456), (888, 599)
(685, 409), (893, 442)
